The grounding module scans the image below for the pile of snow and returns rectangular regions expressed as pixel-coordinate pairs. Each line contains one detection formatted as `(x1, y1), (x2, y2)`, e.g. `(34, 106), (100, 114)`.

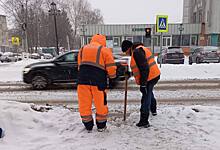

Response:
(0, 101), (220, 150)
(0, 59), (42, 82)
(160, 63), (220, 80)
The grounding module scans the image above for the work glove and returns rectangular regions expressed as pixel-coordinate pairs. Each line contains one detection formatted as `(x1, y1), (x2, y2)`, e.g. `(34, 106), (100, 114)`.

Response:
(140, 85), (147, 94)
(108, 78), (116, 89)
(125, 71), (131, 78)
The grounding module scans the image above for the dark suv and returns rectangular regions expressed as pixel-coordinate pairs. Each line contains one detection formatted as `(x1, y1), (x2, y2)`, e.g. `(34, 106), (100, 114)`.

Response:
(157, 47), (184, 64)
(23, 50), (128, 90)
(189, 46), (220, 64)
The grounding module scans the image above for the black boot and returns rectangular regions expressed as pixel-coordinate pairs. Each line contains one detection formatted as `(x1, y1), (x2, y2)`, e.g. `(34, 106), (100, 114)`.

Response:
(83, 120), (94, 132)
(0, 128), (4, 138)
(136, 112), (150, 128)
(96, 120), (107, 132)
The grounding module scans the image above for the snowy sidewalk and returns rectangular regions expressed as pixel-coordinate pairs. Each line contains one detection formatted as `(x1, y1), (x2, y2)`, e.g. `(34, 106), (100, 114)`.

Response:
(0, 101), (220, 150)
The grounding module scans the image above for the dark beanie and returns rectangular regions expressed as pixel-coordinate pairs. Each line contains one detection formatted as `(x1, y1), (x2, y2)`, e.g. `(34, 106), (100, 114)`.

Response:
(121, 40), (133, 52)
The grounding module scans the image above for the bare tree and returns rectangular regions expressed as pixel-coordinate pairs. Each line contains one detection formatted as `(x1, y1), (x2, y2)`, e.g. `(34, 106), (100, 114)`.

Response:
(1, 0), (104, 50)
(64, 0), (104, 48)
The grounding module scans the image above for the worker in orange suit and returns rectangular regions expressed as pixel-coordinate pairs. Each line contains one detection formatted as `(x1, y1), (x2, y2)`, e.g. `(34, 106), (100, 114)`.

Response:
(77, 34), (117, 132)
(121, 40), (160, 128)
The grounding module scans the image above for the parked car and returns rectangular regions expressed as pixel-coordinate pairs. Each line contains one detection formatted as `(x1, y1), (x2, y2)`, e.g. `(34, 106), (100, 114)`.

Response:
(13, 53), (23, 61)
(157, 47), (184, 64)
(30, 53), (41, 59)
(0, 52), (18, 63)
(23, 50), (129, 90)
(42, 53), (53, 59)
(189, 46), (220, 64)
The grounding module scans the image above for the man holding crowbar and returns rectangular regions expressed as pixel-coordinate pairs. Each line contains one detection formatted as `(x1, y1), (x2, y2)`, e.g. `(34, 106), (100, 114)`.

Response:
(121, 40), (160, 127)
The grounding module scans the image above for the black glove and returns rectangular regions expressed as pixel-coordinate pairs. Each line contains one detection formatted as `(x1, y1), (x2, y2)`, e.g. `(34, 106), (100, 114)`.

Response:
(125, 71), (131, 78)
(140, 85), (147, 94)
(108, 78), (116, 89)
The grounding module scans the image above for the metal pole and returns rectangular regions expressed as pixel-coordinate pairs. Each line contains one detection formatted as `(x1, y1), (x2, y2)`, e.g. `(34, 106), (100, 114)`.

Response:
(152, 25), (155, 56)
(53, 14), (59, 55)
(25, 0), (28, 53)
(82, 24), (86, 45)
(160, 32), (163, 68)
(180, 31), (182, 46)
(66, 35), (70, 51)
(123, 73), (128, 121)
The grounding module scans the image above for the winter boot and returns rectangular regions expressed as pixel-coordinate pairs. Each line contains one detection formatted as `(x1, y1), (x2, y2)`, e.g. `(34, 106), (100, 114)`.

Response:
(96, 120), (107, 132)
(83, 120), (94, 132)
(136, 112), (150, 128)
(97, 126), (107, 132)
(0, 128), (4, 138)
(151, 111), (157, 116)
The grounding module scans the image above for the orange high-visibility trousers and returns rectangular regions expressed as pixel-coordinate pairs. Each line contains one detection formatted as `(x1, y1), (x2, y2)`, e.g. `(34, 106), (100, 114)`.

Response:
(77, 85), (108, 123)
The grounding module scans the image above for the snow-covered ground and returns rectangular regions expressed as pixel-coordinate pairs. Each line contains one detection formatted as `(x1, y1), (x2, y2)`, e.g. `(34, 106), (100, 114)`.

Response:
(1, 59), (220, 150)
(0, 101), (220, 150)
(0, 60), (41, 82)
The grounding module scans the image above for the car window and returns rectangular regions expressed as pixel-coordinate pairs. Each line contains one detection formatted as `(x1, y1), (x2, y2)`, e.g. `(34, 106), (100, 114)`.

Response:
(203, 47), (218, 51)
(63, 52), (78, 62)
(167, 48), (183, 53)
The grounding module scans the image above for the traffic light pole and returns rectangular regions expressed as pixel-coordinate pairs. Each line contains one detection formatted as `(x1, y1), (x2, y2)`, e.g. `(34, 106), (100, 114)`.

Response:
(160, 32), (163, 68)
(152, 25), (155, 56)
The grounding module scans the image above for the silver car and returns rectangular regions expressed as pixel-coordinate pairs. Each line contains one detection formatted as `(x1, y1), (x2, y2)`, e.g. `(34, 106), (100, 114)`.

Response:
(0, 52), (18, 63)
(189, 46), (220, 64)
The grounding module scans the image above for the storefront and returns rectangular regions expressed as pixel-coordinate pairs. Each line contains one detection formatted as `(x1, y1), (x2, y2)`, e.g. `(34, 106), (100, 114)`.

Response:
(80, 23), (203, 53)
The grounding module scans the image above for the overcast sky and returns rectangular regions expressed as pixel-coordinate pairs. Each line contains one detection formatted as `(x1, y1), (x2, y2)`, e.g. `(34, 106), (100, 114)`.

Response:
(0, 0), (184, 24)
(89, 0), (184, 24)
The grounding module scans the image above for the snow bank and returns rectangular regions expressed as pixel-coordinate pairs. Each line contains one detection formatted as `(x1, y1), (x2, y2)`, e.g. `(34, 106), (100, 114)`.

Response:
(0, 101), (220, 150)
(0, 59), (42, 82)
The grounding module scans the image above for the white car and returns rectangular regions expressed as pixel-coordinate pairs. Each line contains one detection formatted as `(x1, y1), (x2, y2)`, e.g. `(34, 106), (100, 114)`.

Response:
(43, 53), (53, 59)
(30, 53), (41, 59)
(0, 52), (18, 63)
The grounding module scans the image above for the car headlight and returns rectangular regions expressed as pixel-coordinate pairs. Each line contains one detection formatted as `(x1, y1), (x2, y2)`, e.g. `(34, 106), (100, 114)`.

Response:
(23, 67), (31, 74)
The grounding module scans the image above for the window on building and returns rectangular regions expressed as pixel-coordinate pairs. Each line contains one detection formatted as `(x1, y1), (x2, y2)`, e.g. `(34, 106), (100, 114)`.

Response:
(162, 36), (172, 47)
(208, 36), (211, 46)
(172, 35), (180, 46)
(190, 35), (198, 46)
(113, 37), (120, 47)
(218, 35), (220, 47)
(133, 36), (143, 43)
(125, 37), (133, 42)
(182, 35), (190, 46)
(87, 37), (92, 44)
(198, 11), (203, 23)
(193, 12), (197, 23)
(143, 38), (151, 47)
(153, 36), (159, 46)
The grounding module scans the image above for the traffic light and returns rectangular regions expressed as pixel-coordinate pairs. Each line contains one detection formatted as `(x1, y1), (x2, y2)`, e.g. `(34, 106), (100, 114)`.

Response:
(145, 28), (151, 38)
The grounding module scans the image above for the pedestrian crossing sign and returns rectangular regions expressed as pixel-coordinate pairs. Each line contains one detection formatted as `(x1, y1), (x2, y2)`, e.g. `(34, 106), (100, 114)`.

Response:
(156, 15), (168, 33)
(12, 37), (20, 46)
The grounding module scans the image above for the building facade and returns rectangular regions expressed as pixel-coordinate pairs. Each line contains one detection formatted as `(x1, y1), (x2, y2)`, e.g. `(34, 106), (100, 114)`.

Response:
(183, 0), (220, 46)
(0, 15), (9, 52)
(80, 23), (202, 53)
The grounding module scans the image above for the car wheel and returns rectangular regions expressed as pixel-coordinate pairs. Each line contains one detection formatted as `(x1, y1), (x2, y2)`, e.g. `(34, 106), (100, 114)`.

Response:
(31, 75), (48, 90)
(196, 58), (200, 64)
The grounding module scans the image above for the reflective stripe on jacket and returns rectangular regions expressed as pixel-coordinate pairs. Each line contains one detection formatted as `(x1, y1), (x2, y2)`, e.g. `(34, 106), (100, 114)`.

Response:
(77, 35), (117, 88)
(130, 46), (160, 85)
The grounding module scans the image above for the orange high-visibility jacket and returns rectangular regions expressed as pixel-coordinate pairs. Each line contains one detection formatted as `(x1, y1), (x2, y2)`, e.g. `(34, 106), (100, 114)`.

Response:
(130, 46), (160, 85)
(77, 34), (116, 87)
